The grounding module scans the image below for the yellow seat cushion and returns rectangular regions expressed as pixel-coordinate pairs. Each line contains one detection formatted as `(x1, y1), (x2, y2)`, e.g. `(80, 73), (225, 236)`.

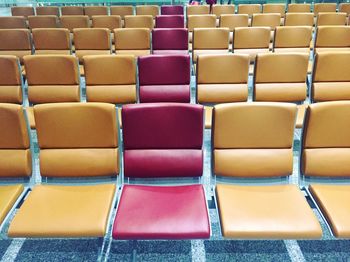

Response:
(309, 184), (350, 238)
(0, 185), (24, 225)
(216, 184), (322, 239)
(8, 184), (116, 237)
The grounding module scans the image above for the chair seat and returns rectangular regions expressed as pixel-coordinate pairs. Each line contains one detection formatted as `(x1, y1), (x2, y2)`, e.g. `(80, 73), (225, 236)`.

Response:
(139, 85), (190, 103)
(309, 184), (350, 238)
(8, 184), (116, 237)
(216, 184), (322, 239)
(0, 185), (24, 225)
(113, 184), (210, 240)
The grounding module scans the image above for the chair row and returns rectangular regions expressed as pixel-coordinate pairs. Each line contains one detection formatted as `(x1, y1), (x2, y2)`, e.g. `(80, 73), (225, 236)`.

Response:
(1, 101), (350, 239)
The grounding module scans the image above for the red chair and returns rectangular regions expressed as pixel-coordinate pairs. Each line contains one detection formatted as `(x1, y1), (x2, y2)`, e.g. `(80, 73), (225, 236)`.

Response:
(152, 28), (188, 55)
(155, 15), (185, 28)
(161, 5), (184, 15)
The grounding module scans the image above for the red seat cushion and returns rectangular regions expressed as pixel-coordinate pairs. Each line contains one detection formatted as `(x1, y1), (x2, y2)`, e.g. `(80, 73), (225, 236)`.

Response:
(139, 84), (190, 103)
(112, 184), (210, 240)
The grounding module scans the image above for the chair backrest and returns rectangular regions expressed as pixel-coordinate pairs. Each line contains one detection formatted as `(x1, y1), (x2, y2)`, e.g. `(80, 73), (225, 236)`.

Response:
(152, 28), (188, 50)
(124, 15), (154, 29)
(136, 5), (159, 17)
(254, 53), (309, 102)
(193, 28), (229, 50)
(273, 26), (312, 49)
(84, 6), (109, 18)
(317, 12), (347, 26)
(220, 14), (249, 30)
(339, 3), (350, 15)
(284, 13), (314, 26)
(110, 6), (134, 19)
(34, 102), (118, 178)
(252, 13), (281, 29)
(213, 102), (297, 178)
(311, 52), (350, 102)
(233, 27), (270, 49)
(61, 6), (84, 16)
(238, 4), (261, 16)
(301, 101), (350, 178)
(74, 28), (110, 50)
(0, 17), (27, 29)
(0, 29), (32, 63)
(155, 15), (184, 28)
(11, 6), (34, 17)
(122, 103), (204, 178)
(187, 15), (216, 31)
(263, 4), (285, 16)
(91, 15), (122, 30)
(161, 5), (184, 15)
(84, 55), (136, 104)
(187, 5), (210, 16)
(313, 3), (336, 15)
(0, 55), (23, 104)
(36, 6), (60, 16)
(0, 103), (31, 177)
(60, 16), (90, 32)
(114, 28), (150, 50)
(28, 15), (58, 29)
(32, 28), (71, 54)
(287, 4), (311, 13)
(315, 26), (350, 50)
(24, 55), (80, 104)
(212, 5), (235, 18)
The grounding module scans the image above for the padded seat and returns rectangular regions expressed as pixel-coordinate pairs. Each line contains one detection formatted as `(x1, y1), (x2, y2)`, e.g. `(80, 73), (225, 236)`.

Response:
(0, 185), (24, 225)
(113, 184), (210, 239)
(216, 184), (322, 239)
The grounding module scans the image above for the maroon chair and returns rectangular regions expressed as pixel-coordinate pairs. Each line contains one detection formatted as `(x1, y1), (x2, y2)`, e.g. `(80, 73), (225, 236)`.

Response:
(138, 55), (191, 103)
(161, 5), (184, 15)
(112, 103), (210, 240)
(155, 15), (185, 28)
(152, 28), (188, 55)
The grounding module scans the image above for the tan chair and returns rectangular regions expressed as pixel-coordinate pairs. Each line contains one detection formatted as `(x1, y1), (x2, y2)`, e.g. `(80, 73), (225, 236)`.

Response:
(114, 28), (150, 57)
(36, 6), (60, 16)
(24, 55), (80, 128)
(311, 52), (350, 102)
(32, 28), (71, 55)
(61, 6), (84, 16)
(237, 4), (261, 16)
(284, 13), (314, 26)
(186, 5), (210, 17)
(84, 6), (108, 19)
(316, 12), (347, 26)
(0, 17), (27, 29)
(313, 3), (336, 15)
(273, 26), (312, 54)
(8, 102), (118, 238)
(60, 15), (90, 33)
(124, 15), (154, 29)
(287, 4), (311, 13)
(301, 101), (350, 238)
(84, 55), (136, 104)
(192, 28), (230, 63)
(263, 3), (286, 23)
(136, 5), (159, 18)
(187, 15), (216, 44)
(28, 15), (59, 29)
(11, 6), (34, 18)
(213, 5), (235, 18)
(0, 56), (24, 104)
(0, 29), (32, 64)
(196, 54), (249, 128)
(314, 26), (350, 53)
(110, 6), (133, 26)
(91, 15), (121, 30)
(213, 102), (322, 239)
(339, 3), (350, 16)
(251, 13), (281, 40)
(220, 14), (248, 43)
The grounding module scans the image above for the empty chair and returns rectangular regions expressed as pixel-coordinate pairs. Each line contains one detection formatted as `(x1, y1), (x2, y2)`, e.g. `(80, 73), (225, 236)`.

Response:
(0, 17), (27, 29)
(110, 6), (133, 26)
(311, 52), (350, 102)
(124, 15), (154, 29)
(84, 6), (108, 19)
(339, 3), (350, 16)
(314, 26), (350, 53)
(61, 6), (84, 16)
(91, 15), (122, 30)
(0, 56), (24, 104)
(301, 101), (350, 238)
(161, 5), (184, 15)
(112, 103), (210, 240)
(152, 28), (188, 55)
(313, 3), (336, 15)
(74, 28), (111, 63)
(84, 55), (137, 104)
(192, 28), (230, 63)
(28, 15), (58, 29)
(187, 5), (210, 16)
(251, 13), (281, 40)
(60, 15), (90, 33)
(136, 5), (159, 18)
(317, 12), (347, 26)
(287, 3), (311, 13)
(0, 29), (32, 64)
(273, 26), (312, 54)
(32, 28), (71, 55)
(8, 102), (118, 238)
(220, 14), (249, 43)
(11, 6), (34, 18)
(114, 28), (150, 57)
(214, 102), (322, 239)
(263, 4), (285, 17)
(36, 6), (60, 16)
(187, 15), (216, 43)
(155, 15), (185, 28)
(0, 103), (31, 227)
(212, 5), (235, 17)
(138, 55), (191, 103)
(237, 4), (261, 16)
(284, 13), (314, 26)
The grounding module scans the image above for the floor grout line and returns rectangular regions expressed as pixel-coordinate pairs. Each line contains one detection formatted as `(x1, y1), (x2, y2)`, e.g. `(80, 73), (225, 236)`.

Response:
(284, 240), (306, 262)
(191, 240), (206, 262)
(1, 238), (25, 262)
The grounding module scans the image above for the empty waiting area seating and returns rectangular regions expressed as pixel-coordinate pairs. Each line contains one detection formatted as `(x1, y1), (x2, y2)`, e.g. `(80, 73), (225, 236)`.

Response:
(84, 6), (108, 19)
(212, 5), (235, 18)
(61, 6), (84, 16)
(152, 28), (188, 55)
(273, 26), (312, 54)
(11, 6), (34, 17)
(0, 29), (32, 64)
(28, 15), (59, 29)
(161, 5), (183, 15)
(284, 13), (314, 27)
(187, 5), (210, 16)
(91, 15), (122, 30)
(136, 5), (159, 17)
(124, 15), (154, 29)
(36, 6), (60, 16)
(60, 16), (90, 33)
(0, 56), (23, 104)
(316, 12), (347, 26)
(263, 4), (285, 17)
(238, 4), (261, 17)
(287, 3), (311, 13)
(314, 26), (350, 53)
(0, 17), (27, 29)
(313, 3), (337, 15)
(114, 28), (150, 57)
(155, 15), (184, 28)
(32, 28), (71, 55)
(187, 15), (216, 43)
